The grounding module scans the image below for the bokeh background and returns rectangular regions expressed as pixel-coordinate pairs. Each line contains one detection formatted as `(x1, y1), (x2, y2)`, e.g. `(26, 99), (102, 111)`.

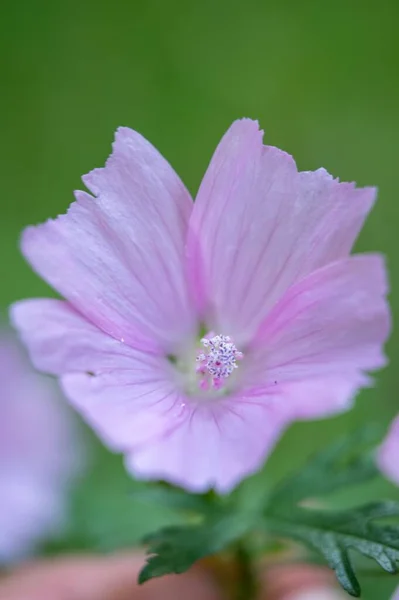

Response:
(1, 0), (398, 596)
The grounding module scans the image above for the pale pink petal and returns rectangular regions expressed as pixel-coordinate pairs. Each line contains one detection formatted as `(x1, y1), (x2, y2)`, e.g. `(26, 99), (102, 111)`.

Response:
(21, 127), (195, 353)
(188, 119), (376, 342)
(0, 332), (81, 481)
(126, 396), (288, 493)
(250, 255), (390, 387)
(11, 299), (147, 374)
(392, 585), (399, 600)
(378, 415), (399, 486)
(11, 298), (184, 452)
(0, 476), (64, 563)
(273, 374), (371, 422)
(61, 371), (186, 452)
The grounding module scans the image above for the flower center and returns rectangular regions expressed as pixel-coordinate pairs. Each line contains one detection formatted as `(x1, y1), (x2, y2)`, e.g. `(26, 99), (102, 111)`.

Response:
(195, 333), (243, 391)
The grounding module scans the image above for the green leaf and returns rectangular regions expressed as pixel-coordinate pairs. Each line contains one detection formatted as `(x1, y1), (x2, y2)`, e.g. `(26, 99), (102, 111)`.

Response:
(130, 483), (218, 514)
(269, 427), (382, 508)
(264, 501), (399, 597)
(139, 511), (254, 584)
(136, 428), (391, 591)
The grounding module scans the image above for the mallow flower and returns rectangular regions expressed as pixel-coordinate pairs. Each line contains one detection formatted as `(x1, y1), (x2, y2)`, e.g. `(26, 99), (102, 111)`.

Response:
(0, 332), (82, 562)
(11, 119), (390, 493)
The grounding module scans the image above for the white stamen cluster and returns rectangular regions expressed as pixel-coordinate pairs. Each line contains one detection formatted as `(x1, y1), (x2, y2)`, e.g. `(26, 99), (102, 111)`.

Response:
(196, 334), (243, 391)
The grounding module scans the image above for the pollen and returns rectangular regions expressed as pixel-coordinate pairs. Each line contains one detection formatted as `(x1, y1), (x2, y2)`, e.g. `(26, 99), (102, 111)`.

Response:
(196, 334), (243, 391)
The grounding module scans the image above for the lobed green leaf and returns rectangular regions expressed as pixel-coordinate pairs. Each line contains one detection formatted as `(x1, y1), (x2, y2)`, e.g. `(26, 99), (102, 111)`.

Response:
(139, 511), (255, 584)
(264, 501), (399, 596)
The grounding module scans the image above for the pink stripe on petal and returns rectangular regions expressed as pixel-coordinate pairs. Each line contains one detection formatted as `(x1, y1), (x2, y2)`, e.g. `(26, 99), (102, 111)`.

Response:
(251, 255), (390, 386)
(61, 371), (185, 452)
(11, 299), (155, 374)
(11, 298), (183, 453)
(188, 119), (376, 343)
(127, 396), (287, 493)
(21, 127), (196, 353)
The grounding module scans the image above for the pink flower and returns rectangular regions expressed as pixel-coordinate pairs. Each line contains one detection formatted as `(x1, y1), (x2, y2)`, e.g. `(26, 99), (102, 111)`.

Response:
(0, 332), (83, 563)
(374, 411), (399, 600)
(378, 416), (399, 485)
(11, 119), (390, 493)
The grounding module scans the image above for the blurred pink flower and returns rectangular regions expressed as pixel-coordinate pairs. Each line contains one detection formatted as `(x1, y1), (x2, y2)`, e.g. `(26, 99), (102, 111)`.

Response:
(378, 416), (399, 485)
(0, 333), (83, 563)
(392, 586), (399, 600)
(11, 119), (390, 493)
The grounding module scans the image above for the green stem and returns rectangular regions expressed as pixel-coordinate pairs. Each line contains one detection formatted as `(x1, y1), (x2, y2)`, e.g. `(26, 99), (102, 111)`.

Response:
(234, 542), (257, 600)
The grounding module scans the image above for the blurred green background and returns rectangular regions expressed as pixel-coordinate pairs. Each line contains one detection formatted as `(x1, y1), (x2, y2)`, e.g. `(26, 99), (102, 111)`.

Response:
(1, 0), (398, 596)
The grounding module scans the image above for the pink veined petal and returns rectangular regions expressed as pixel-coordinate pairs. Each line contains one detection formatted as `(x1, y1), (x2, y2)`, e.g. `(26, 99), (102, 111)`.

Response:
(21, 127), (196, 353)
(377, 415), (399, 486)
(271, 374), (372, 422)
(249, 255), (390, 388)
(11, 298), (185, 451)
(11, 299), (150, 374)
(188, 118), (376, 343)
(126, 395), (288, 493)
(61, 371), (186, 452)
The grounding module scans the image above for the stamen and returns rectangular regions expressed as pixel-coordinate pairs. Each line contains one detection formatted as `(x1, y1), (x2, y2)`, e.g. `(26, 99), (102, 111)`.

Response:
(195, 334), (243, 391)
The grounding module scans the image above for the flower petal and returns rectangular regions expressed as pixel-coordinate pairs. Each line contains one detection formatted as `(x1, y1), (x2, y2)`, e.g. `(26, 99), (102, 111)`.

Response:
(21, 127), (195, 353)
(0, 475), (63, 563)
(126, 396), (288, 493)
(251, 255), (390, 387)
(273, 374), (371, 422)
(0, 330), (81, 480)
(378, 415), (399, 486)
(188, 119), (376, 342)
(11, 298), (147, 374)
(61, 372), (186, 452)
(0, 332), (82, 562)
(11, 298), (185, 451)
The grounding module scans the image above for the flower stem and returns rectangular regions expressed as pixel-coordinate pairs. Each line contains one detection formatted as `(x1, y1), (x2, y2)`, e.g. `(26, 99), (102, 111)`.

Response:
(234, 541), (257, 600)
